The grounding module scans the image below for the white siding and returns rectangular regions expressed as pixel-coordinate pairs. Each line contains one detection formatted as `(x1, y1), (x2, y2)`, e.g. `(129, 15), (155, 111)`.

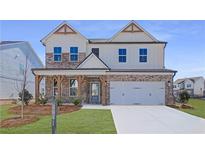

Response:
(0, 44), (44, 99)
(77, 54), (107, 69)
(45, 34), (88, 53)
(88, 44), (164, 69)
(194, 78), (205, 96)
(111, 32), (154, 42)
(184, 79), (194, 89)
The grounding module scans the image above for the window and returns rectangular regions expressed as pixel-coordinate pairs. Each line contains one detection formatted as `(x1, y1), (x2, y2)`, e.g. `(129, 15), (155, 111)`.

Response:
(119, 49), (126, 63)
(19, 63), (24, 75)
(92, 48), (99, 57)
(139, 48), (147, 62)
(70, 47), (78, 62)
(53, 47), (62, 62)
(53, 79), (58, 97)
(187, 84), (191, 88)
(70, 79), (78, 96)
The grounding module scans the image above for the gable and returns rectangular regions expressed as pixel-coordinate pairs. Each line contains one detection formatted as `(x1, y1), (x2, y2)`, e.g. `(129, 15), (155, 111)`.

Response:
(122, 23), (143, 32)
(77, 53), (109, 69)
(54, 24), (77, 34)
(41, 21), (87, 45)
(110, 21), (158, 42)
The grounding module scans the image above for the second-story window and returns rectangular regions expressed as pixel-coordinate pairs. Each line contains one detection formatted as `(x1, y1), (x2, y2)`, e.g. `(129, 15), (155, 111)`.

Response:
(187, 84), (191, 88)
(92, 48), (99, 57)
(119, 49), (126, 63)
(53, 47), (62, 62)
(139, 48), (147, 63)
(70, 47), (78, 62)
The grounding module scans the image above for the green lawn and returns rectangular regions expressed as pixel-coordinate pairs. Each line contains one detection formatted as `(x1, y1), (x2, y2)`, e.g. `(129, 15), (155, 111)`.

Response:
(0, 104), (16, 120)
(178, 98), (205, 119)
(0, 105), (116, 134)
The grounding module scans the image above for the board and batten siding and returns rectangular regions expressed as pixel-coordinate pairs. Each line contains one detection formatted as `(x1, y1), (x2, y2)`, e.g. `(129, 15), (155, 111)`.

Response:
(44, 34), (88, 53)
(87, 43), (165, 69)
(111, 32), (154, 42)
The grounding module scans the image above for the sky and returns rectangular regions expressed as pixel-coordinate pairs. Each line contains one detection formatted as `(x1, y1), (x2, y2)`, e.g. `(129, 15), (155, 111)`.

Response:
(1, 20), (205, 80)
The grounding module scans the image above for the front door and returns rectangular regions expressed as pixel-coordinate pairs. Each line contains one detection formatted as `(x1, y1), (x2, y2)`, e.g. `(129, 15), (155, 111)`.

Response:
(90, 82), (100, 104)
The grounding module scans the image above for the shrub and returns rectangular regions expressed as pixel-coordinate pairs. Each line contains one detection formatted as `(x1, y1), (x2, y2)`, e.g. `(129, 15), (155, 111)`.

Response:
(56, 98), (63, 106)
(179, 90), (190, 104)
(18, 89), (33, 105)
(72, 98), (82, 106)
(38, 93), (48, 105)
(73, 99), (81, 105)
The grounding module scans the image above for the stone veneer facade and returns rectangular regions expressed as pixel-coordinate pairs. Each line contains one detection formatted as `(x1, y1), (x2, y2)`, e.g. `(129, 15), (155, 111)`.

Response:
(45, 74), (174, 105)
(46, 52), (86, 68)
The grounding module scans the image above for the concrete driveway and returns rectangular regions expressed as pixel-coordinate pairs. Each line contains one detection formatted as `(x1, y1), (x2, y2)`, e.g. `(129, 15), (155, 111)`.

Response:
(111, 106), (205, 134)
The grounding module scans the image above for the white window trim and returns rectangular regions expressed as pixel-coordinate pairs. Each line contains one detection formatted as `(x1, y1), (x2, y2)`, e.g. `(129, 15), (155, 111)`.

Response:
(53, 47), (62, 62)
(139, 48), (148, 63)
(69, 78), (78, 97)
(69, 47), (79, 62)
(118, 48), (127, 63)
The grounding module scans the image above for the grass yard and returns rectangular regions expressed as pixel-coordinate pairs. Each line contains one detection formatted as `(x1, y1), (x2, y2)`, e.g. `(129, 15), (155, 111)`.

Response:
(178, 98), (205, 119)
(0, 104), (116, 134)
(0, 104), (16, 120)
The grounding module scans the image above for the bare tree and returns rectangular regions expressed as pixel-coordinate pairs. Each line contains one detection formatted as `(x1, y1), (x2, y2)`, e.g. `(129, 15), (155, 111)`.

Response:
(14, 55), (29, 119)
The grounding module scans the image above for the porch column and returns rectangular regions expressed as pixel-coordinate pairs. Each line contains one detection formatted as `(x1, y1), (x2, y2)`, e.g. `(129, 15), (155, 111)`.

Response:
(99, 76), (107, 105)
(35, 75), (43, 103)
(77, 75), (85, 97)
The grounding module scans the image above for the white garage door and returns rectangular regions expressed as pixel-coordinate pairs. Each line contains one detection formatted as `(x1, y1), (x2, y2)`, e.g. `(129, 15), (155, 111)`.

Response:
(110, 81), (165, 105)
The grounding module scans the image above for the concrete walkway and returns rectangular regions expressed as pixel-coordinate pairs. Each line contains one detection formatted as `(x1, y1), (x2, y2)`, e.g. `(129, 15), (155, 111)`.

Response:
(83, 105), (205, 134)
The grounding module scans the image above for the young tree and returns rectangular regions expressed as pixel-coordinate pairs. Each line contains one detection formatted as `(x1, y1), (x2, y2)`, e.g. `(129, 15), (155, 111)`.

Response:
(179, 90), (190, 104)
(14, 55), (30, 119)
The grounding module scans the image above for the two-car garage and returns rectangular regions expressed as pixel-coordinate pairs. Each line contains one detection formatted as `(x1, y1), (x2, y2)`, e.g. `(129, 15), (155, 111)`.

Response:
(110, 81), (165, 105)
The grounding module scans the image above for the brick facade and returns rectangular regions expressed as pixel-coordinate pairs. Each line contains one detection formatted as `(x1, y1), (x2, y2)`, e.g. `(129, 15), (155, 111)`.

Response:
(46, 52), (86, 68)
(45, 74), (174, 105)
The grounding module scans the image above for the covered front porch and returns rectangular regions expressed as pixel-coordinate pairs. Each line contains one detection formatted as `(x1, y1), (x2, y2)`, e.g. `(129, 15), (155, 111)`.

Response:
(33, 68), (109, 105)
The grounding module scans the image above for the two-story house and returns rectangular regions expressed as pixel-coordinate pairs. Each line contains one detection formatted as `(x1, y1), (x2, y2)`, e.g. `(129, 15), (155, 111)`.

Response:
(174, 77), (205, 97)
(32, 21), (177, 105)
(0, 41), (44, 102)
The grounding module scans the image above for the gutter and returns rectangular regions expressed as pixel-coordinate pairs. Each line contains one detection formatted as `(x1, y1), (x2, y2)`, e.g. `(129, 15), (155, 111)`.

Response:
(172, 70), (177, 102)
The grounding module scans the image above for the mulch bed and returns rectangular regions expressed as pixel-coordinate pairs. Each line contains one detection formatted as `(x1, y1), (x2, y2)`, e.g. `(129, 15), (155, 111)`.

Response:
(167, 104), (180, 109)
(9, 104), (81, 116)
(180, 104), (194, 109)
(0, 115), (39, 128)
(167, 103), (194, 109)
(0, 104), (81, 128)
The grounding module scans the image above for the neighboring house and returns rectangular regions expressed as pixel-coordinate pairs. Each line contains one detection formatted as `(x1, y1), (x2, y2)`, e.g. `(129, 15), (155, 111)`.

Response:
(32, 21), (177, 105)
(174, 77), (205, 97)
(0, 41), (44, 101)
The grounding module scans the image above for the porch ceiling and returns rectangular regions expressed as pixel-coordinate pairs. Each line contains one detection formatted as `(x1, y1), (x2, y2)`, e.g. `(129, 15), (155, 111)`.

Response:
(32, 68), (175, 76)
(32, 68), (107, 76)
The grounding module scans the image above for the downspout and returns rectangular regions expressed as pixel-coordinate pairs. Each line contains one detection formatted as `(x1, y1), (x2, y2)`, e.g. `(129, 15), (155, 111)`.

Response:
(163, 42), (167, 69)
(172, 71), (177, 104)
